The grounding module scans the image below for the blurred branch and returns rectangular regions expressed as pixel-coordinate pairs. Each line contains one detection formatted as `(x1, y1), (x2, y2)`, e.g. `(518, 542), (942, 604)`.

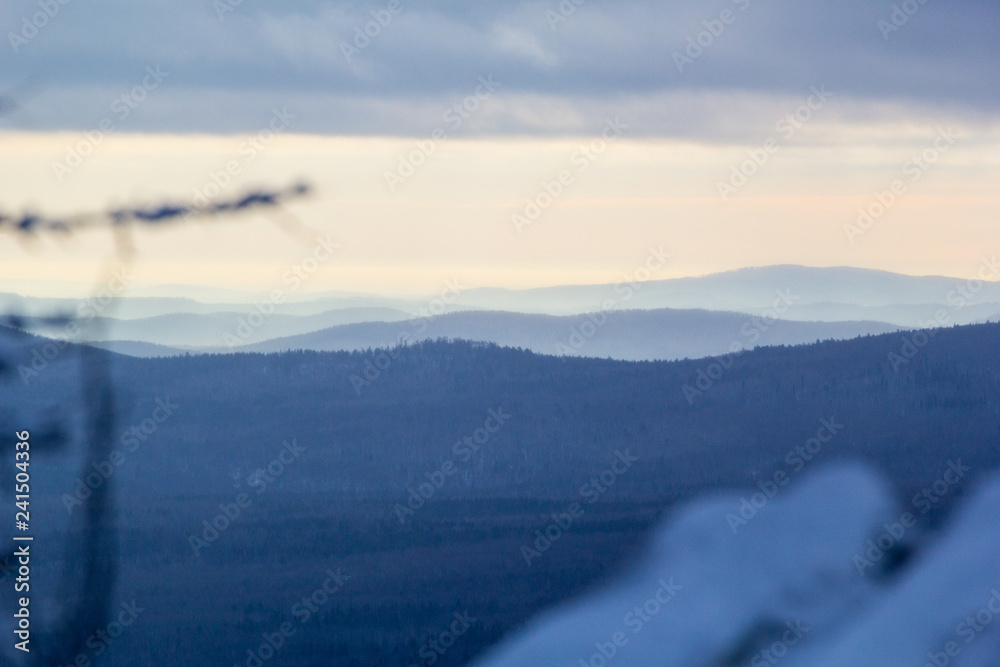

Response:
(0, 177), (315, 666)
(0, 182), (311, 237)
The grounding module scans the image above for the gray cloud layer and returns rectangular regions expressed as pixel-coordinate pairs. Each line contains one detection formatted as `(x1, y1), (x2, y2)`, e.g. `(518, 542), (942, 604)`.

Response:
(1, 0), (996, 136)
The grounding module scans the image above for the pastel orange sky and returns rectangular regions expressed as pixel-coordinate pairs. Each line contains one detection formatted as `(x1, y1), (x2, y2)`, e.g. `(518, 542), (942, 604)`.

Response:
(1, 119), (998, 298)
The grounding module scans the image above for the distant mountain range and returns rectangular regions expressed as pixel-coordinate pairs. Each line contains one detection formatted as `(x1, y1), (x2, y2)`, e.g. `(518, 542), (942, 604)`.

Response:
(5, 265), (998, 359)
(70, 307), (410, 348)
(0, 292), (419, 320)
(452, 265), (1000, 323)
(226, 308), (902, 361)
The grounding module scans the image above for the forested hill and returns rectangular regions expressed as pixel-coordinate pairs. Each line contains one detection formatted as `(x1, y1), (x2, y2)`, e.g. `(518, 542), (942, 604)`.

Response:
(228, 307), (900, 361)
(6, 322), (1000, 506)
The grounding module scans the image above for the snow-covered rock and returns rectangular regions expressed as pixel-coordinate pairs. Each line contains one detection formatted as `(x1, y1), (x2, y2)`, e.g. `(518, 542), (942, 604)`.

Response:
(784, 471), (1000, 667)
(475, 464), (896, 666)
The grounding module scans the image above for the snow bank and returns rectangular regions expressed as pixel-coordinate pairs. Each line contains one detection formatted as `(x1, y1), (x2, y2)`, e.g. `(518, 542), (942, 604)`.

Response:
(475, 464), (896, 666)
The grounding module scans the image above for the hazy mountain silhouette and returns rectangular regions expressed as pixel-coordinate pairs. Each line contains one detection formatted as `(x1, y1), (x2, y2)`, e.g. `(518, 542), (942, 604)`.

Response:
(0, 292), (419, 320)
(117, 308), (406, 347)
(6, 265), (998, 329)
(89, 339), (189, 357)
(453, 265), (1000, 326)
(17, 307), (412, 348)
(228, 308), (901, 361)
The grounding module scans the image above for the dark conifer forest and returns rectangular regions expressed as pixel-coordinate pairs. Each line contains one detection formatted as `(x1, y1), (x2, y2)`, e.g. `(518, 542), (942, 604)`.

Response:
(4, 322), (998, 665)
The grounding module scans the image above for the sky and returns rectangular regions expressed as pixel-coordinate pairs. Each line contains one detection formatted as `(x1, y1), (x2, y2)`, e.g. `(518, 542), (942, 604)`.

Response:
(0, 0), (998, 297)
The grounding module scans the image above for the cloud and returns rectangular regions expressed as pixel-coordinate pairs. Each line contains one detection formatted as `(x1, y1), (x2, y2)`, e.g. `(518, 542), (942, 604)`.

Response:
(0, 0), (996, 136)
